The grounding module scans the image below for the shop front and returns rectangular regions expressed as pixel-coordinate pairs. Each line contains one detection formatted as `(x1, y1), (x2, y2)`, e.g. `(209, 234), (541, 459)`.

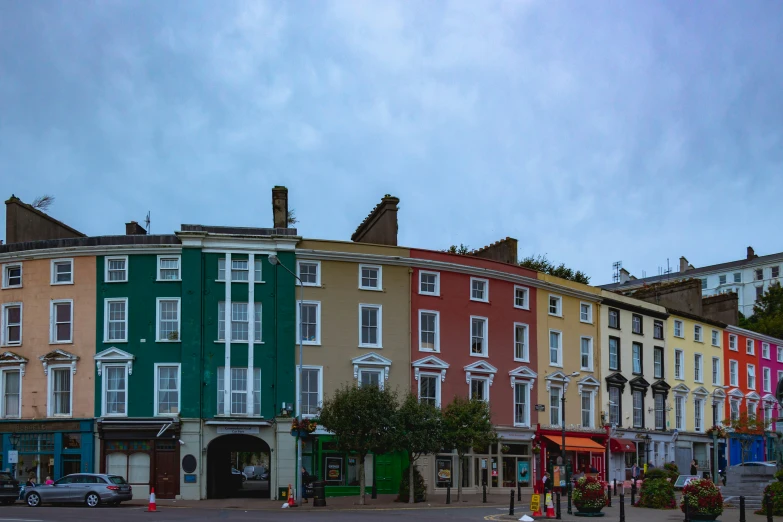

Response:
(608, 437), (636, 483)
(0, 419), (94, 483)
(97, 417), (180, 500)
(536, 426), (609, 489)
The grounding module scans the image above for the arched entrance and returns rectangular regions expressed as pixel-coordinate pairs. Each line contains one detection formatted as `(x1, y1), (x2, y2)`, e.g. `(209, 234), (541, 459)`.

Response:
(207, 434), (271, 499)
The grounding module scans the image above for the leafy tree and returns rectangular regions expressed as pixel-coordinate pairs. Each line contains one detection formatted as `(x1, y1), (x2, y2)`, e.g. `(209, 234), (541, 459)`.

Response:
(441, 396), (497, 501)
(396, 393), (443, 504)
(725, 411), (767, 464)
(739, 282), (783, 338)
(445, 244), (471, 255)
(318, 384), (398, 505)
(519, 254), (591, 284)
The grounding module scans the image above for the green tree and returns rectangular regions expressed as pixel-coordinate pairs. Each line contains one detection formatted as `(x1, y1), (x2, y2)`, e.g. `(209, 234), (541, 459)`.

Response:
(441, 396), (497, 501)
(519, 254), (591, 284)
(445, 244), (471, 255)
(739, 282), (783, 338)
(318, 384), (398, 505)
(396, 393), (443, 503)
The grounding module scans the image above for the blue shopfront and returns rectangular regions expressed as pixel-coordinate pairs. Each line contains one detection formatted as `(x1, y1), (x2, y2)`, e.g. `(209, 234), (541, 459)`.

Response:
(0, 420), (94, 482)
(728, 433), (765, 465)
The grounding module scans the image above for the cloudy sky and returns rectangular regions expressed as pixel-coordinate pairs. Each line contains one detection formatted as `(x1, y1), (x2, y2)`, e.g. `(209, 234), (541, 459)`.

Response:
(1, 1), (781, 284)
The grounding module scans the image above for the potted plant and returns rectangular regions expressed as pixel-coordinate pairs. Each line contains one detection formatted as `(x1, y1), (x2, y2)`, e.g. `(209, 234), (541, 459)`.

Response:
(572, 476), (606, 514)
(679, 479), (723, 521)
(290, 418), (318, 437)
(501, 444), (510, 454)
(705, 425), (727, 439)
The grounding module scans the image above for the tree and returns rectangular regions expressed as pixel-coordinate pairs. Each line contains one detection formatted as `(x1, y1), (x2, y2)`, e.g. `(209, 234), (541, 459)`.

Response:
(445, 244), (471, 255)
(739, 282), (783, 338)
(519, 254), (591, 284)
(396, 393), (443, 504)
(31, 194), (55, 212)
(318, 384), (398, 505)
(725, 411), (767, 464)
(441, 396), (497, 501)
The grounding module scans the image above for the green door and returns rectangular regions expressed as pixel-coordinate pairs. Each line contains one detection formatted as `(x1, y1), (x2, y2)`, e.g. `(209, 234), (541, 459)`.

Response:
(375, 455), (395, 494)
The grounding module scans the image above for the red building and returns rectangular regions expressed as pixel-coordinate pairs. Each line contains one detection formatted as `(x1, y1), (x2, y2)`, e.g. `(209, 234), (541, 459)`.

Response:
(409, 245), (539, 495)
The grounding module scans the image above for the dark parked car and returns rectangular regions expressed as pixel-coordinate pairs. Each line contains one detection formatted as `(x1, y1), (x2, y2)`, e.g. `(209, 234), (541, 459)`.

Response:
(0, 471), (19, 505)
(24, 473), (132, 507)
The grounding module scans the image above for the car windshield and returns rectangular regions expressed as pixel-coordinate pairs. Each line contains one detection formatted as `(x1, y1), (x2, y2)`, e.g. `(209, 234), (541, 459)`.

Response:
(0, 472), (12, 480)
(109, 476), (127, 485)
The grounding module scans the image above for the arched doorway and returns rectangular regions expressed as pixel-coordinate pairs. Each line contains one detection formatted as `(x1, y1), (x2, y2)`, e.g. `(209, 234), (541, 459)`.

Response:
(207, 434), (271, 499)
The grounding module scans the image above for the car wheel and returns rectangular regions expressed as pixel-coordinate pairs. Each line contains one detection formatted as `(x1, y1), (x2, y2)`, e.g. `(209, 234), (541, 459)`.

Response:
(26, 492), (41, 507)
(85, 492), (100, 508)
(242, 475), (247, 483)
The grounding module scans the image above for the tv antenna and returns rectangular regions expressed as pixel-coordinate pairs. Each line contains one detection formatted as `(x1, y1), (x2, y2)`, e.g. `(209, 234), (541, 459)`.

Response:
(612, 261), (622, 283)
(144, 211), (151, 234)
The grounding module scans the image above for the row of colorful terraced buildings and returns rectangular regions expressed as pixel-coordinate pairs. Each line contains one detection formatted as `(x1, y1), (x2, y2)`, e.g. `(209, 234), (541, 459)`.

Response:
(0, 188), (781, 501)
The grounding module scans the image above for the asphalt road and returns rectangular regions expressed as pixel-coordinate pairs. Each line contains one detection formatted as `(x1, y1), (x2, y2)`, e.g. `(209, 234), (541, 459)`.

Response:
(0, 505), (506, 522)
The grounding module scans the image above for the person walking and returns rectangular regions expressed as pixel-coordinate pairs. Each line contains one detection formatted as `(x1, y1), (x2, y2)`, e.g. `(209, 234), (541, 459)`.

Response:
(45, 476), (54, 485)
(690, 459), (698, 476)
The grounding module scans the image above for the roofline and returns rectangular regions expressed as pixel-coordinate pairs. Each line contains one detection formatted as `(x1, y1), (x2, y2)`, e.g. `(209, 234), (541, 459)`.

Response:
(726, 325), (783, 346)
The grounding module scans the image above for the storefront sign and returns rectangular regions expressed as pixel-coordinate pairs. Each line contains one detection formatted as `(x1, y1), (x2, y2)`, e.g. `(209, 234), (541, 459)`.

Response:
(184, 474), (197, 483)
(2, 421), (80, 432)
(7, 450), (18, 464)
(436, 458), (452, 483)
(216, 426), (260, 435)
(326, 457), (343, 482)
(553, 465), (563, 487)
(518, 461), (530, 484)
(530, 494), (540, 512)
(535, 404), (546, 412)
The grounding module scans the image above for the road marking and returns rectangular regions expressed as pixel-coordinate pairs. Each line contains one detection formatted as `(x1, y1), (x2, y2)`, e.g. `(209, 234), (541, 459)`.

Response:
(0, 519), (45, 522)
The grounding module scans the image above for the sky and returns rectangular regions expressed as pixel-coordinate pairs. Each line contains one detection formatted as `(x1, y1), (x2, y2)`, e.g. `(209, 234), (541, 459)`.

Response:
(1, 1), (782, 285)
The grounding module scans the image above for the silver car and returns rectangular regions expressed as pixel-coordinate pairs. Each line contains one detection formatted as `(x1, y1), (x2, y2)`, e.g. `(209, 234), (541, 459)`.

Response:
(25, 473), (132, 508)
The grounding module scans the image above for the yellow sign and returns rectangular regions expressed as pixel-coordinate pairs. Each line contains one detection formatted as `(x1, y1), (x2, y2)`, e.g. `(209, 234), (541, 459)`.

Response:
(644, 463), (648, 474)
(545, 493), (552, 507)
(553, 466), (562, 486)
(530, 494), (540, 512)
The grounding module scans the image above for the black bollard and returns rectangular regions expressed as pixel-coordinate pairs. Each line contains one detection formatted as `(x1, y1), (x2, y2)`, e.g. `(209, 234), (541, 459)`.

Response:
(631, 481), (636, 506)
(509, 490), (515, 516)
(739, 495), (746, 522)
(607, 484), (612, 507)
(683, 493), (690, 522)
(482, 484), (487, 504)
(766, 493), (773, 522)
(517, 480), (521, 502)
(446, 484), (451, 505)
(619, 493), (625, 522)
(614, 478), (617, 495)
(567, 484), (572, 515)
(556, 491), (562, 520)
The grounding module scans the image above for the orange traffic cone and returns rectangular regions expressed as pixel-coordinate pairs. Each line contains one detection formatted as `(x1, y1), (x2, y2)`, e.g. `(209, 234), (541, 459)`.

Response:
(147, 488), (157, 512)
(532, 485), (543, 517)
(287, 484), (297, 507)
(545, 492), (554, 518)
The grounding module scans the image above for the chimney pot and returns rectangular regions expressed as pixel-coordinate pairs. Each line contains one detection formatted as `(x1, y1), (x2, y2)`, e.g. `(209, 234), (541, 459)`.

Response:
(272, 186), (289, 229)
(747, 246), (756, 259)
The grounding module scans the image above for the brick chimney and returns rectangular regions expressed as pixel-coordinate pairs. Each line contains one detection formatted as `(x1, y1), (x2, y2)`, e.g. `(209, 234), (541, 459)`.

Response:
(619, 268), (632, 284)
(472, 237), (518, 265)
(351, 195), (399, 246)
(5, 194), (85, 244)
(272, 186), (289, 229)
(125, 221), (147, 235)
(679, 256), (691, 272)
(747, 246), (757, 260)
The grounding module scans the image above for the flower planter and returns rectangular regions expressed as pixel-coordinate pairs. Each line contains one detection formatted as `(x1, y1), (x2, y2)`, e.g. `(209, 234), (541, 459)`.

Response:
(687, 515), (719, 521)
(574, 505), (603, 514)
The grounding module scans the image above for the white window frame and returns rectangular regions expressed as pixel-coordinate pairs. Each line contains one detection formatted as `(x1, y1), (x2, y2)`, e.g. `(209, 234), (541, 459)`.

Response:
(711, 330), (720, 347)
(730, 399), (740, 421)
(694, 399), (704, 433)
(763, 367), (771, 393)
(217, 258), (263, 283)
(50, 299), (74, 344)
(513, 285), (530, 310)
(0, 367), (22, 419)
(549, 329), (563, 367)
(729, 360), (738, 387)
(50, 258), (74, 285)
(470, 277), (489, 303)
(418, 310), (440, 353)
(217, 367), (261, 416)
(674, 320), (683, 338)
(674, 349), (684, 380)
(778, 346), (783, 363)
(298, 365), (323, 418)
(747, 338), (755, 355)
(297, 300), (322, 345)
(156, 298), (181, 342)
(217, 302), (262, 343)
(418, 371), (442, 408)
(729, 334), (738, 351)
(748, 364), (756, 390)
(104, 298), (128, 343)
(694, 325), (703, 343)
(358, 264), (382, 291)
(358, 368), (385, 390)
(694, 354), (703, 383)
(580, 390), (594, 428)
(470, 316), (489, 357)
(358, 304), (383, 348)
(579, 302), (593, 323)
(549, 386), (562, 426)
(513, 323), (529, 362)
(513, 381), (530, 427)
(2, 263), (23, 289)
(469, 376), (490, 402)
(419, 271), (440, 296)
(654, 393), (665, 430)
(102, 364), (129, 417)
(47, 364), (73, 418)
(153, 363), (181, 416)
(156, 255), (182, 281)
(548, 295), (562, 317)
(632, 343), (642, 374)
(756, 268), (764, 281)
(712, 357), (720, 386)
(734, 272), (742, 283)
(632, 390), (644, 428)
(580, 336), (593, 371)
(654, 346), (664, 379)
(105, 256), (128, 283)
(297, 260), (321, 287)
(675, 395), (685, 430)
(762, 342), (770, 360)
(1, 302), (22, 347)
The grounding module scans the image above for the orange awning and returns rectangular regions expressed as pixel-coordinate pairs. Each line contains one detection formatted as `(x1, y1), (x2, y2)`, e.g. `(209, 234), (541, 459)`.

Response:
(543, 435), (604, 453)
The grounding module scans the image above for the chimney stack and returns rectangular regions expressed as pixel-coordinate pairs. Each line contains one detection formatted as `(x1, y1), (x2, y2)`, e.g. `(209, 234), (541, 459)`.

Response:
(619, 268), (631, 284)
(272, 186), (289, 229)
(471, 237), (518, 265)
(747, 246), (757, 260)
(351, 195), (400, 246)
(679, 256), (690, 272)
(125, 221), (147, 235)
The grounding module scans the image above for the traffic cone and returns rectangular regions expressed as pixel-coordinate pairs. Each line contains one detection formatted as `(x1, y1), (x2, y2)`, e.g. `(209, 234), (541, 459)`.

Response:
(545, 492), (554, 518)
(532, 484), (543, 517)
(147, 488), (157, 512)
(287, 484), (297, 507)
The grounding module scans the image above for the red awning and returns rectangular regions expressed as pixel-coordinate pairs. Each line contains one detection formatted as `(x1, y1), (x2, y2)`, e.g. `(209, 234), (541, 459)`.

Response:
(610, 438), (637, 453)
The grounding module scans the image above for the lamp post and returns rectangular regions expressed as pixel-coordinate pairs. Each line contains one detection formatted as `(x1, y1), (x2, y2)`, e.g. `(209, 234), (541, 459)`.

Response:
(711, 398), (719, 480)
(643, 433), (651, 469)
(561, 371), (580, 515)
(9, 433), (19, 480)
(268, 254), (304, 505)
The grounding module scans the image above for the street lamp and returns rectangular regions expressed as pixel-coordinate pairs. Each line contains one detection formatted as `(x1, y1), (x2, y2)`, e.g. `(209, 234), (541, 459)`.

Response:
(268, 254), (304, 505)
(9, 433), (19, 480)
(711, 398), (720, 480)
(561, 371), (580, 515)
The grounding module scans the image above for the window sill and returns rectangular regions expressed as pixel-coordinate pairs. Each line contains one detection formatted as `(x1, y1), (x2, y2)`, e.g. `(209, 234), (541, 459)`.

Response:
(103, 414), (128, 418)
(359, 287), (383, 292)
(300, 341), (321, 346)
(608, 326), (620, 330)
(580, 320), (593, 325)
(674, 335), (684, 339)
(51, 281), (74, 286)
(49, 340), (73, 345)
(1, 344), (22, 348)
(214, 340), (265, 344)
(105, 281), (128, 284)
(513, 423), (530, 428)
(470, 298), (490, 304)
(49, 414), (73, 419)
(359, 345), (383, 349)
(2, 285), (23, 290)
(156, 279), (183, 282)
(513, 305), (530, 311)
(632, 331), (644, 336)
(548, 313), (563, 318)
(549, 363), (563, 368)
(470, 353), (489, 359)
(581, 367), (593, 372)
(514, 358), (530, 364)
(296, 283), (320, 288)
(419, 292), (440, 297)
(157, 340), (182, 343)
(105, 340), (128, 343)
(419, 348), (440, 353)
(154, 413), (181, 418)
(695, 340), (704, 344)
(654, 337), (664, 341)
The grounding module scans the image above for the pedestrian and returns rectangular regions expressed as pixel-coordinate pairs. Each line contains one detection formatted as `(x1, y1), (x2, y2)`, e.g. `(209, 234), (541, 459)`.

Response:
(301, 467), (310, 504)
(690, 459), (698, 476)
(45, 476), (54, 485)
(542, 471), (550, 493)
(25, 473), (37, 488)
(631, 462), (639, 484)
